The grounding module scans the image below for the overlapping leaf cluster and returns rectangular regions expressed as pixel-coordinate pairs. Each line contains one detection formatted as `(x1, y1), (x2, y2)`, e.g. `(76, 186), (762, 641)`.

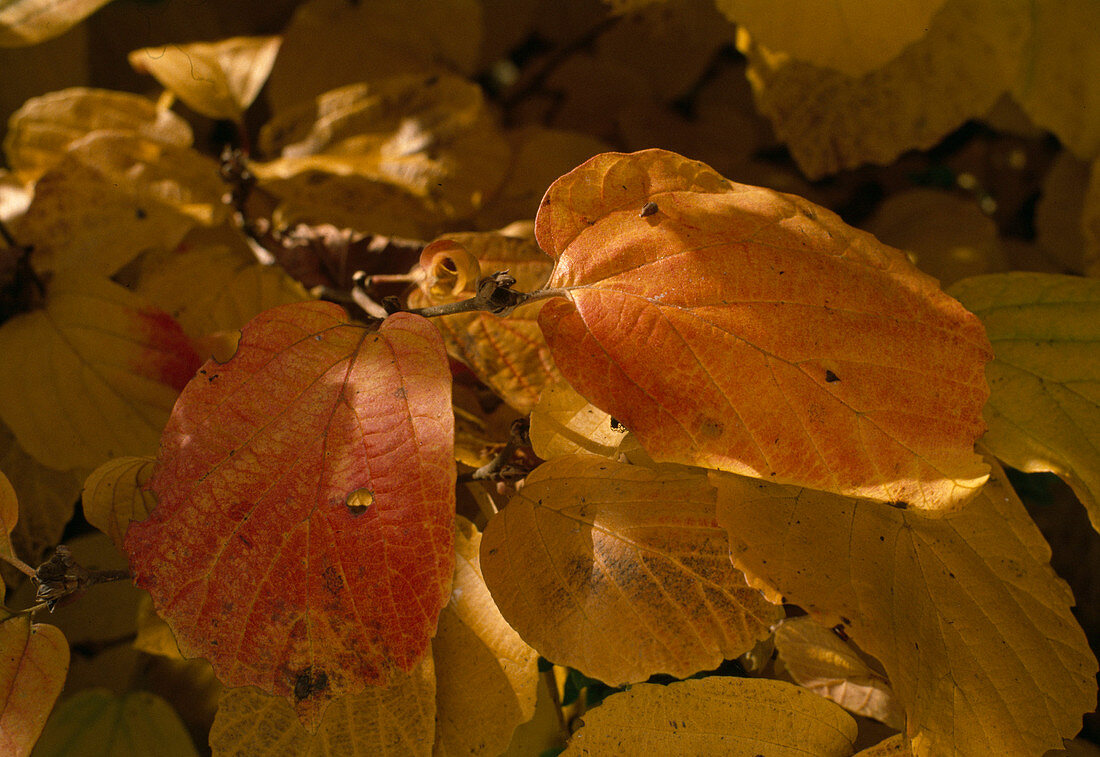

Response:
(1, 1), (1099, 755)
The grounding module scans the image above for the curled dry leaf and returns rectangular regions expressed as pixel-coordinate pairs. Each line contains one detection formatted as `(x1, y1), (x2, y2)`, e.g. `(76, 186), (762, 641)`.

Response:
(0, 614), (69, 756)
(715, 0), (947, 77)
(408, 232), (561, 413)
(0, 0), (111, 46)
(0, 273), (200, 471)
(31, 690), (196, 757)
(124, 303), (455, 728)
(562, 677), (857, 756)
(537, 149), (992, 510)
(128, 35), (282, 121)
(774, 615), (904, 729)
(949, 273), (1100, 530)
(480, 455), (780, 685)
(714, 461), (1098, 756)
(81, 456), (157, 554)
(739, 0), (1029, 178)
(432, 516), (539, 756)
(2, 87), (192, 181)
(15, 132), (225, 277)
(209, 657), (435, 757)
(257, 74), (510, 221)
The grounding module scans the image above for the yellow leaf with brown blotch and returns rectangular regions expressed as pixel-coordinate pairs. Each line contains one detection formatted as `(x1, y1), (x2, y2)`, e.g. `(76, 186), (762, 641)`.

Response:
(537, 149), (992, 510)
(480, 455), (780, 685)
(774, 616), (904, 729)
(128, 36), (282, 121)
(0, 273), (200, 471)
(713, 461), (1097, 756)
(81, 456), (157, 553)
(2, 87), (192, 181)
(408, 232), (561, 413)
(0, 614), (68, 756)
(949, 273), (1100, 531)
(562, 677), (857, 756)
(209, 658), (435, 757)
(433, 516), (539, 756)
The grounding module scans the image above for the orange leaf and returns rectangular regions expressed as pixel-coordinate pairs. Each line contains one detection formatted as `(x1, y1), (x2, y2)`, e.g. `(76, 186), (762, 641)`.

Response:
(480, 454), (780, 685)
(0, 615), (69, 756)
(536, 149), (992, 510)
(124, 302), (455, 728)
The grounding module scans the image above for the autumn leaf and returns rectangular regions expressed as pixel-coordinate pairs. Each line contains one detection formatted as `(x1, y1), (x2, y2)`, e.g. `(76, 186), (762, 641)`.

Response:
(563, 676), (857, 756)
(528, 380), (639, 462)
(0, 614), (69, 756)
(739, 0), (1029, 178)
(1012, 0), (1100, 161)
(209, 658), (435, 756)
(0, 0), (110, 46)
(536, 149), (992, 510)
(408, 232), (562, 413)
(480, 454), (780, 685)
(134, 242), (310, 341)
(31, 689), (197, 757)
(128, 36), (282, 121)
(2, 87), (192, 181)
(82, 456), (157, 553)
(124, 302), (455, 727)
(0, 272), (200, 471)
(0, 470), (17, 569)
(948, 273), (1100, 530)
(714, 461), (1098, 755)
(433, 516), (539, 756)
(0, 422), (81, 565)
(774, 616), (904, 729)
(717, 0), (946, 76)
(257, 74), (510, 222)
(15, 132), (225, 276)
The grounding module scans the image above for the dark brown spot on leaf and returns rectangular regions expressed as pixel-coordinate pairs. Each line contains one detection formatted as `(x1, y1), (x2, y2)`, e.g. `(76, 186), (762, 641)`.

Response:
(293, 667), (329, 702)
(825, 370), (840, 383)
(639, 201), (659, 218)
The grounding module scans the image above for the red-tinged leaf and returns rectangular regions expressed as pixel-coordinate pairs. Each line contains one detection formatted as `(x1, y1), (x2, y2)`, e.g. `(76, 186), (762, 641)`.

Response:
(0, 615), (69, 756)
(536, 149), (992, 510)
(124, 302), (455, 729)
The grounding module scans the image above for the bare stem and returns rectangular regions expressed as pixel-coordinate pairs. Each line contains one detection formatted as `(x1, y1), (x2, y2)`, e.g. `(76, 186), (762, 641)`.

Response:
(0, 551), (38, 579)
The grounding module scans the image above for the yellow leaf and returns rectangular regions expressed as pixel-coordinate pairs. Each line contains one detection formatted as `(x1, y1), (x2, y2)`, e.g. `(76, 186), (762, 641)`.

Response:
(477, 126), (609, 230)
(528, 380), (639, 461)
(500, 671), (569, 757)
(774, 616), (904, 729)
(563, 677), (857, 756)
(433, 516), (539, 756)
(134, 592), (183, 660)
(257, 74), (510, 222)
(863, 189), (1008, 286)
(81, 456), (156, 553)
(0, 273), (199, 471)
(480, 455), (781, 685)
(949, 273), (1100, 530)
(1012, 0), (1100, 161)
(1035, 152), (1092, 274)
(0, 615), (68, 756)
(32, 689), (197, 757)
(714, 462), (1098, 755)
(134, 243), (309, 339)
(0, 470), (16, 567)
(740, 0), (1029, 178)
(0, 0), (110, 46)
(0, 422), (80, 566)
(2, 87), (192, 181)
(209, 657), (435, 751)
(267, 0), (482, 114)
(716, 0), (947, 77)
(15, 132), (225, 276)
(855, 734), (909, 756)
(408, 232), (561, 412)
(128, 35), (282, 121)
